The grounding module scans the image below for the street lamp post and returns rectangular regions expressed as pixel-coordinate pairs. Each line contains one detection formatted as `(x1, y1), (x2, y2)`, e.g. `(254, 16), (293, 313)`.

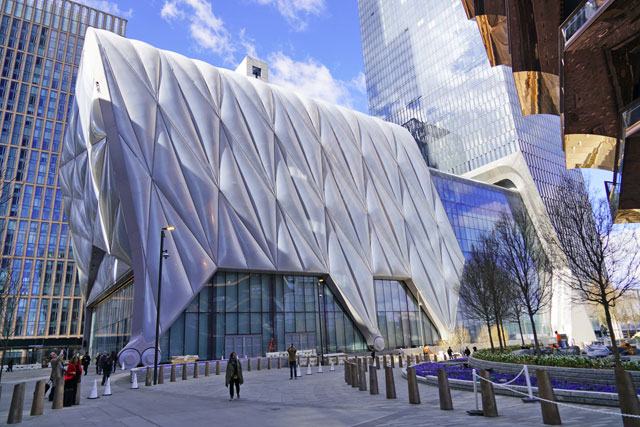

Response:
(418, 291), (425, 348)
(317, 278), (325, 366)
(154, 226), (174, 385)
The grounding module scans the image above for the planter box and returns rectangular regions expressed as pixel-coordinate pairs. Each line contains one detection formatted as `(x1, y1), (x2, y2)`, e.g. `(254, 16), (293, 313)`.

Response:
(469, 356), (640, 388)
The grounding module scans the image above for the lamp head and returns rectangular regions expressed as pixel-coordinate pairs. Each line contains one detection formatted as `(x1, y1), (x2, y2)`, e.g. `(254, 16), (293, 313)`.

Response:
(163, 226), (175, 231)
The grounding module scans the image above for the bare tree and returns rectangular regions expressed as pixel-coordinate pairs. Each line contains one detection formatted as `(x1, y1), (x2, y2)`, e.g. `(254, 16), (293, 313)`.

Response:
(495, 208), (553, 355)
(549, 178), (640, 366)
(457, 235), (508, 351)
(0, 269), (23, 383)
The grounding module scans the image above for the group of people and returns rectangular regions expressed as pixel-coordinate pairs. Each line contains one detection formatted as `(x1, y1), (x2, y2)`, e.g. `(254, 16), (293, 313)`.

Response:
(95, 351), (117, 385)
(48, 351), (82, 407)
(46, 349), (118, 407)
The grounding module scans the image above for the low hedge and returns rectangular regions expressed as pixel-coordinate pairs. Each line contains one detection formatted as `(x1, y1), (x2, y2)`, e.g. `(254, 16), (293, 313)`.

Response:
(473, 346), (640, 371)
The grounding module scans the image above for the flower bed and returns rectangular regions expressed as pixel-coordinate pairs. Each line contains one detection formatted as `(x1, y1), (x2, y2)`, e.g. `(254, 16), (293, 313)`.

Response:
(413, 360), (640, 394)
(473, 347), (640, 371)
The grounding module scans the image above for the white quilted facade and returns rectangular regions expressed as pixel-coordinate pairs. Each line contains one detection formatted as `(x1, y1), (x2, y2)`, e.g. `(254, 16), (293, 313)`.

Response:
(61, 29), (464, 365)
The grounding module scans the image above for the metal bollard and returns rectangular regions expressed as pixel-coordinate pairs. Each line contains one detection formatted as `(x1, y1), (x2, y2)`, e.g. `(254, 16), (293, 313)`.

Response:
(182, 363), (188, 380)
(383, 355), (387, 367)
(351, 362), (359, 388)
(437, 368), (453, 410)
(364, 357), (368, 373)
(407, 366), (420, 404)
(359, 363), (367, 391)
(391, 354), (395, 368)
(7, 382), (25, 424)
(31, 379), (46, 416)
(159, 365), (165, 384)
(277, 357), (281, 369)
(376, 356), (380, 369)
(384, 365), (396, 399)
(369, 364), (379, 395)
(247, 358), (252, 372)
(345, 361), (350, 384)
(170, 364), (177, 382)
(52, 376), (64, 409)
(479, 369), (498, 417)
(194, 362), (199, 378)
(268, 358), (271, 370)
(536, 370), (561, 425)
(615, 367), (640, 427)
(399, 355), (403, 368)
(216, 360), (221, 375)
(145, 367), (152, 386)
(205, 361), (210, 377)
(258, 358), (262, 371)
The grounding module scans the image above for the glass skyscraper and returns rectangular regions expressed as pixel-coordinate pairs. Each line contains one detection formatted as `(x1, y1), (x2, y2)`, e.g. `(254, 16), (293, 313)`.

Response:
(358, 0), (595, 344)
(0, 0), (126, 363)
(358, 0), (577, 215)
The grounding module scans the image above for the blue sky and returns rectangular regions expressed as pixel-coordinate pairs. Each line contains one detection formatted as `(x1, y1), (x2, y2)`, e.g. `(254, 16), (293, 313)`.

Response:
(78, 0), (369, 112)
(77, 0), (620, 213)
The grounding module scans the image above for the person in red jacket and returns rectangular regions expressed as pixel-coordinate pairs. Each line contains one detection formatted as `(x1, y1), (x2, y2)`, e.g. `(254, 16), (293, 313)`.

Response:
(63, 356), (81, 406)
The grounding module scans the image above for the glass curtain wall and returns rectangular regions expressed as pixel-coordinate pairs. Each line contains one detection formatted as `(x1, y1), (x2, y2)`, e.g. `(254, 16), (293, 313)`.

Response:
(89, 281), (133, 355)
(374, 279), (439, 348)
(160, 271), (368, 362)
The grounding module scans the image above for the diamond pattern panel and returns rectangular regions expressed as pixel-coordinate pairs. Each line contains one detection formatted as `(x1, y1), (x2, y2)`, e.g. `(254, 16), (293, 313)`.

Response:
(61, 29), (465, 358)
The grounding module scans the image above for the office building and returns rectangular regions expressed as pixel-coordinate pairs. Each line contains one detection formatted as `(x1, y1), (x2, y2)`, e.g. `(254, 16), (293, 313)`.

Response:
(0, 0), (126, 363)
(357, 0), (595, 343)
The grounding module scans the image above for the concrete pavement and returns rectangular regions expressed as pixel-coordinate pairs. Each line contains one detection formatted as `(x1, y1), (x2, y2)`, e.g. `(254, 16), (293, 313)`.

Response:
(0, 362), (624, 426)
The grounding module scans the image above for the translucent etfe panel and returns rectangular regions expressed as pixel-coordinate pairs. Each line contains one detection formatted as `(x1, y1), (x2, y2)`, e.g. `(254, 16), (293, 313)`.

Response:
(160, 271), (367, 361)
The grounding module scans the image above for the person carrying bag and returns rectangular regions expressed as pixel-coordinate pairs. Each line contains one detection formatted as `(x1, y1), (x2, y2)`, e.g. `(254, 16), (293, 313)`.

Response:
(225, 352), (243, 401)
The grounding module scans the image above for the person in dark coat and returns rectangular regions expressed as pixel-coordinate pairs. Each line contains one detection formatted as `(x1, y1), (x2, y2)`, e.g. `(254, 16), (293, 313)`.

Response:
(96, 353), (102, 375)
(63, 356), (81, 407)
(82, 352), (91, 375)
(101, 353), (113, 386)
(225, 352), (243, 401)
(7, 359), (13, 372)
(447, 346), (453, 359)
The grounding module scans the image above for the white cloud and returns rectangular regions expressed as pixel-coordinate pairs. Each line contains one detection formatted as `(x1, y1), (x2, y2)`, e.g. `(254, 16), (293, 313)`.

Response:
(351, 72), (366, 94)
(268, 52), (355, 107)
(74, 0), (133, 19)
(239, 28), (258, 58)
(161, 0), (234, 61)
(256, 0), (325, 31)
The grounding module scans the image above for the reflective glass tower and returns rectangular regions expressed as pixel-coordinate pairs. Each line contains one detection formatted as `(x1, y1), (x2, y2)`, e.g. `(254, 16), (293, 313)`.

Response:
(0, 0), (126, 363)
(358, 0), (576, 215)
(358, 0), (595, 343)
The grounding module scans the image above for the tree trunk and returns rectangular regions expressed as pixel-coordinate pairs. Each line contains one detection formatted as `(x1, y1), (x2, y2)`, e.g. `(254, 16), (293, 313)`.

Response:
(516, 314), (525, 346)
(493, 309), (504, 350)
(486, 319), (495, 351)
(527, 308), (540, 355)
(603, 299), (621, 367)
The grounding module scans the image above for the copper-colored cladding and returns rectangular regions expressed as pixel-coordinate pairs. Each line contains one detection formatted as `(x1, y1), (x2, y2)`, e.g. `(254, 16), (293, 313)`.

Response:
(513, 71), (560, 116)
(476, 15), (510, 67)
(463, 0), (561, 116)
(615, 132), (640, 223)
(564, 133), (617, 170)
(562, 0), (640, 170)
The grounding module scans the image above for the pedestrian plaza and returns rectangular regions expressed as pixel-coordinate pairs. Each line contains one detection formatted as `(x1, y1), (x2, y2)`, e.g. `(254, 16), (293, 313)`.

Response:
(0, 362), (622, 426)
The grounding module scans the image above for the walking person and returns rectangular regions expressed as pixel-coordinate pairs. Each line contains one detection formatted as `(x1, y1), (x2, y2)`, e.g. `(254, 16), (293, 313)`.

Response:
(447, 346), (453, 359)
(7, 359), (13, 372)
(101, 353), (113, 386)
(82, 352), (91, 376)
(464, 346), (471, 357)
(225, 352), (243, 401)
(287, 344), (297, 380)
(111, 351), (118, 372)
(49, 352), (64, 402)
(96, 353), (102, 375)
